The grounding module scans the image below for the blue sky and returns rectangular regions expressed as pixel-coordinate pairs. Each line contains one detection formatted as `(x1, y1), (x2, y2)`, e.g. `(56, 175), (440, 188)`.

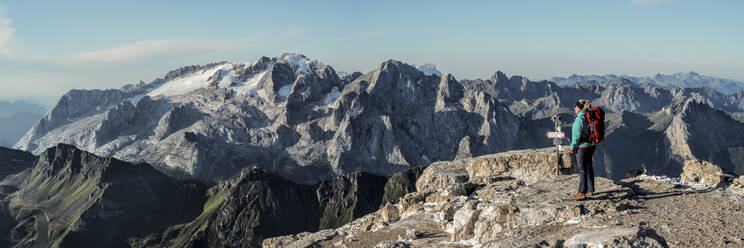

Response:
(0, 0), (742, 99)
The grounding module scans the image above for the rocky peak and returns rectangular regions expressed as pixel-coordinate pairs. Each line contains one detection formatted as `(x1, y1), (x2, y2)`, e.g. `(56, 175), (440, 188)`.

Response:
(232, 167), (283, 184)
(491, 71), (509, 83)
(13, 143), (207, 247)
(348, 59), (432, 114)
(36, 143), (95, 176)
(256, 63), (297, 102)
(664, 98), (744, 174)
(33, 143), (163, 182)
(278, 53), (336, 78)
(416, 63), (442, 77)
(679, 98), (715, 116)
(436, 73), (464, 103)
(369, 60), (425, 93)
(341, 71), (363, 83)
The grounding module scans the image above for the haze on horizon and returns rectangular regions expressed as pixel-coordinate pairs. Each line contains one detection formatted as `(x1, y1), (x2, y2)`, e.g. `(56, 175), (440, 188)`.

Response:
(0, 0), (742, 100)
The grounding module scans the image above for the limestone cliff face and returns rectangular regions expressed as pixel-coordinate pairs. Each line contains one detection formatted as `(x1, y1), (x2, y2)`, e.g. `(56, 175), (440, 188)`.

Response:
(664, 104), (695, 162)
(133, 167), (424, 248)
(663, 99), (744, 174)
(325, 62), (528, 178)
(316, 172), (389, 230)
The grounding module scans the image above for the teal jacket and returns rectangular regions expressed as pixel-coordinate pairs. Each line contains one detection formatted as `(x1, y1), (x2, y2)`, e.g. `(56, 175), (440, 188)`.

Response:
(570, 109), (595, 150)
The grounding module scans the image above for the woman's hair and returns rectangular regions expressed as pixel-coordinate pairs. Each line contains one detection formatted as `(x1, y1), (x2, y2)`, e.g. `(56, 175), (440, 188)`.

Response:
(575, 99), (591, 110)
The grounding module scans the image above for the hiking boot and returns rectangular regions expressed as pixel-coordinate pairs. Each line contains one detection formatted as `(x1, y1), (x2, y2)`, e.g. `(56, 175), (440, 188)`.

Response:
(573, 192), (585, 200)
(586, 192), (593, 197)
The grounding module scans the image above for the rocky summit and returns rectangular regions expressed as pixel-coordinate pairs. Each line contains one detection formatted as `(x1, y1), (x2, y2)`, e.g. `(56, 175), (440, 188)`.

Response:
(265, 148), (744, 248)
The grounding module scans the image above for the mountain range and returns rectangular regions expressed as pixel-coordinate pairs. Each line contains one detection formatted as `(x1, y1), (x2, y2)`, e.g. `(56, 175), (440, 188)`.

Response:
(12, 53), (744, 184)
(13, 54), (546, 184)
(550, 71), (744, 94)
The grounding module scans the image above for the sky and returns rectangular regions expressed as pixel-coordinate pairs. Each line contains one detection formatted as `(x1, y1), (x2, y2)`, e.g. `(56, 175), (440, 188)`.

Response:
(0, 0), (742, 100)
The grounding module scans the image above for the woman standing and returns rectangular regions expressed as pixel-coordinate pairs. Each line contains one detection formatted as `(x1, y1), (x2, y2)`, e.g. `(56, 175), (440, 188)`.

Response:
(570, 99), (596, 200)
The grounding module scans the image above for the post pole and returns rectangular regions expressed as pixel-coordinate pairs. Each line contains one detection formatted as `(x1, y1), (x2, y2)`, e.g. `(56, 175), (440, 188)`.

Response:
(554, 115), (561, 175)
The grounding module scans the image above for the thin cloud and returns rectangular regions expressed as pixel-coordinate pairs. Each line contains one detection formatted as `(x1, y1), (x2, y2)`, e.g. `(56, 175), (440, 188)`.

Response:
(631, 0), (666, 5)
(67, 39), (239, 64)
(337, 30), (384, 41)
(0, 6), (20, 57)
(281, 28), (308, 39)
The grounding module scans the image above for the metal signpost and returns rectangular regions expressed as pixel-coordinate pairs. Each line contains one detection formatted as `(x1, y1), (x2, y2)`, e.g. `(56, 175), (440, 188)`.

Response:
(547, 115), (565, 175)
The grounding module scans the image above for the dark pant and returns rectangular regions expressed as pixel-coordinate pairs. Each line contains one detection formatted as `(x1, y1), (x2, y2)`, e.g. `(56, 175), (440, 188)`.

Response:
(576, 146), (596, 193)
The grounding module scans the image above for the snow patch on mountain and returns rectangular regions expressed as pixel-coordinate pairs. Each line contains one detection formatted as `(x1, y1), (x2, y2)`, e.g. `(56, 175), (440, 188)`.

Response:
(280, 53), (312, 75)
(278, 85), (291, 97)
(125, 54), (331, 101)
(148, 66), (224, 97)
(126, 61), (278, 100)
(324, 87), (340, 105)
(127, 94), (147, 105)
(218, 69), (239, 88)
(336, 71), (350, 78)
(232, 70), (269, 96)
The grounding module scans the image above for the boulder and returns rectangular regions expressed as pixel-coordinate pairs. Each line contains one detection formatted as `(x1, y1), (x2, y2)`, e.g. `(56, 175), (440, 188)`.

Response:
(399, 191), (429, 210)
(451, 201), (481, 241)
(441, 182), (477, 197)
(473, 202), (513, 243)
(416, 160), (469, 192)
(262, 232), (310, 248)
(680, 160), (726, 187)
(374, 240), (410, 248)
(732, 176), (744, 188)
(360, 217), (375, 232)
(467, 148), (573, 185)
(380, 203), (400, 222)
(563, 227), (666, 248)
(262, 229), (337, 248)
(438, 197), (466, 223)
(405, 228), (418, 240)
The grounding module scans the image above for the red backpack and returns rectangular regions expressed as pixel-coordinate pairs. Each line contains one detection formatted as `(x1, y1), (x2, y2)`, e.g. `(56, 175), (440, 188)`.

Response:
(584, 106), (605, 146)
